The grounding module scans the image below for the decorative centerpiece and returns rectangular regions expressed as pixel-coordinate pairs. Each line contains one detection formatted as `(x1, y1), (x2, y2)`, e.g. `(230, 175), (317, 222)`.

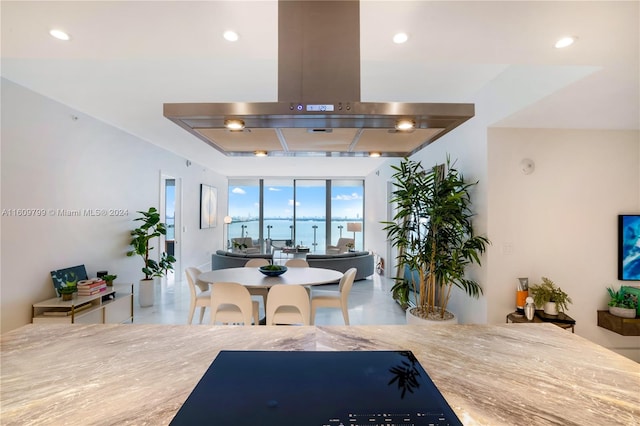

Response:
(529, 277), (572, 315)
(259, 264), (288, 277)
(607, 286), (638, 318)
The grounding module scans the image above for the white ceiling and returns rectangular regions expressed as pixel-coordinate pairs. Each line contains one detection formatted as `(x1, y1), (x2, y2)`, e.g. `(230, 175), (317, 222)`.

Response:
(2, 1), (638, 177)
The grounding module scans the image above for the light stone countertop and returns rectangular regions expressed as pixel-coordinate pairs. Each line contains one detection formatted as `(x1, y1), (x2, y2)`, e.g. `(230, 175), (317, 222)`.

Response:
(1, 323), (638, 425)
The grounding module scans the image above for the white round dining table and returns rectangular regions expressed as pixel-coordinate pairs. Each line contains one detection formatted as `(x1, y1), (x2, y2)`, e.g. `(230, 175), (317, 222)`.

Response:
(198, 267), (343, 288)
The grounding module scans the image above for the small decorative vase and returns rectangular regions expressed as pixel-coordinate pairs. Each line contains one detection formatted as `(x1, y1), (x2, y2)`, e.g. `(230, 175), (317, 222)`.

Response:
(543, 301), (558, 316)
(61, 293), (73, 301)
(106, 280), (114, 287)
(524, 297), (536, 321)
(609, 306), (636, 318)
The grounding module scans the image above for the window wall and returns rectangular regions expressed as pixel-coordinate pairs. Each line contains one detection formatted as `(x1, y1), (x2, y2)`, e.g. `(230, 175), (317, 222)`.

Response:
(228, 179), (364, 253)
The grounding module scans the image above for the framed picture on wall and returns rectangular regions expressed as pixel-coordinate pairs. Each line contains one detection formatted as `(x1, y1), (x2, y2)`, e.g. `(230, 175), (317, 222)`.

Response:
(200, 184), (217, 229)
(618, 214), (640, 280)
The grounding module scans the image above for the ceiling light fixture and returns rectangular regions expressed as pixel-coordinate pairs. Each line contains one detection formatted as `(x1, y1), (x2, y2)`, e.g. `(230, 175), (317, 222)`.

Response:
(393, 32), (409, 44)
(224, 119), (245, 130)
(223, 30), (239, 42)
(254, 150), (268, 157)
(554, 36), (576, 49)
(49, 29), (70, 41)
(369, 152), (381, 158)
(395, 119), (415, 131)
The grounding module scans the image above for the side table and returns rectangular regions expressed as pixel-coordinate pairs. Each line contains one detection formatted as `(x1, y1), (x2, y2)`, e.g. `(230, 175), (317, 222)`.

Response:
(506, 310), (575, 333)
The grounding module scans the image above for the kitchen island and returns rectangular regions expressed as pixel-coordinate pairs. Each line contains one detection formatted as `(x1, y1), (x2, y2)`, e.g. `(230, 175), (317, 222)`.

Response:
(1, 323), (638, 425)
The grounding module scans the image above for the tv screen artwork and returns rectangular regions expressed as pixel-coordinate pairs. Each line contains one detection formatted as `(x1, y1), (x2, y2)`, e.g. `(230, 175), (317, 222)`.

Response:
(619, 215), (640, 281)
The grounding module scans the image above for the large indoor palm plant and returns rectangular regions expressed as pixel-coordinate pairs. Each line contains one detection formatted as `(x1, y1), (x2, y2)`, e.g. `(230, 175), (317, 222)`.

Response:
(383, 157), (489, 320)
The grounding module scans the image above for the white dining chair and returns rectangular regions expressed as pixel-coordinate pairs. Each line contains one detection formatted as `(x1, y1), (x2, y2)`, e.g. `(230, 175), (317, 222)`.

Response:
(244, 258), (270, 267)
(310, 268), (357, 325)
(266, 284), (311, 326)
(284, 258), (309, 267)
(243, 259), (270, 311)
(210, 282), (259, 325)
(186, 266), (210, 324)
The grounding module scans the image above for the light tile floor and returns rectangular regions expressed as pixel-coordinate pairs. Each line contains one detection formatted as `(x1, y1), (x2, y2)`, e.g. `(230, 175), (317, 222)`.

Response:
(132, 271), (407, 325)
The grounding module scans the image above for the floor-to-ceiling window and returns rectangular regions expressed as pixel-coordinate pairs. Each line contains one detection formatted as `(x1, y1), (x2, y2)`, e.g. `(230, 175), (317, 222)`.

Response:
(228, 178), (364, 253)
(330, 180), (364, 251)
(263, 179), (294, 245)
(227, 179), (260, 246)
(294, 180), (326, 252)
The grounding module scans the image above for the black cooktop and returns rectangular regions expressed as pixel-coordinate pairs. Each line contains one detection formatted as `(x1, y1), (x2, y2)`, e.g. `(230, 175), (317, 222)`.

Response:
(170, 350), (461, 426)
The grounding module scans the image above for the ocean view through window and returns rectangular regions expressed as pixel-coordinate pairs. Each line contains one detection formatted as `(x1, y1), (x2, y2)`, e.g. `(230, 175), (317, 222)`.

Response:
(228, 179), (364, 253)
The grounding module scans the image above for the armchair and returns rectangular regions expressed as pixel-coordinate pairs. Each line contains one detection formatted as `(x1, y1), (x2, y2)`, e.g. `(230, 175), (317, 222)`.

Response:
(326, 237), (354, 254)
(231, 237), (260, 254)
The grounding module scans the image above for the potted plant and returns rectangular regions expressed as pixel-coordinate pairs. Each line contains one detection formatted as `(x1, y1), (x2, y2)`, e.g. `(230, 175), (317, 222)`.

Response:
(58, 282), (77, 301)
(607, 286), (638, 318)
(529, 277), (572, 315)
(127, 207), (176, 307)
(382, 156), (489, 323)
(102, 274), (117, 286)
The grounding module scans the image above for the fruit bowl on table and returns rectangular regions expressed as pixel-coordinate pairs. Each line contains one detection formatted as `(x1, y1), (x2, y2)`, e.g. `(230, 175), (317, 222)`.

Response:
(259, 265), (288, 277)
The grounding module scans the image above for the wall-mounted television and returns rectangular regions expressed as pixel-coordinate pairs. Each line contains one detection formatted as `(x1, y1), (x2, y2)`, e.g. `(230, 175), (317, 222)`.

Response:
(618, 215), (640, 280)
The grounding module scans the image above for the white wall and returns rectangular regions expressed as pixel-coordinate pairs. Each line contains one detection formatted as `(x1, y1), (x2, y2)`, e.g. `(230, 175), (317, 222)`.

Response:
(365, 122), (640, 361)
(487, 127), (640, 361)
(1, 79), (226, 333)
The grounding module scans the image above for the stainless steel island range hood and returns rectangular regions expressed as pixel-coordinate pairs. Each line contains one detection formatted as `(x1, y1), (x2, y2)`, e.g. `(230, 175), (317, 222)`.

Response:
(163, 1), (474, 157)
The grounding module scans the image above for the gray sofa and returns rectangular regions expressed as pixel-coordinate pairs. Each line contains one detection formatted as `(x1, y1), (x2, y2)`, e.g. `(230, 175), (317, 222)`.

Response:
(211, 250), (273, 270)
(306, 251), (374, 281)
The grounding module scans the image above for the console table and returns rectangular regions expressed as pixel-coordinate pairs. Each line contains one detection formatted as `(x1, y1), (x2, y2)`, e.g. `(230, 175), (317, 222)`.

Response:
(506, 310), (576, 333)
(32, 283), (133, 324)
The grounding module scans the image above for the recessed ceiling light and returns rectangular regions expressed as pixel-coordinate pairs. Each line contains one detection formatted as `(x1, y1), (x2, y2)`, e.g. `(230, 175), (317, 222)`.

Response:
(223, 30), (239, 42)
(369, 152), (381, 158)
(224, 119), (245, 130)
(395, 119), (415, 131)
(393, 32), (409, 44)
(49, 29), (70, 41)
(554, 36), (576, 49)
(254, 150), (268, 157)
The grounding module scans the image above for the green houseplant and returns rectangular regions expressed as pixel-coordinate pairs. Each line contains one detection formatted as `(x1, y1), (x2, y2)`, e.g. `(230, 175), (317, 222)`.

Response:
(382, 157), (489, 321)
(127, 207), (176, 307)
(529, 277), (572, 315)
(102, 274), (117, 286)
(606, 286), (638, 318)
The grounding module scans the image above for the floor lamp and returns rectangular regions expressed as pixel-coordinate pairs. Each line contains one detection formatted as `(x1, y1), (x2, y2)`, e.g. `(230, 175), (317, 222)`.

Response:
(223, 215), (232, 250)
(346, 222), (362, 250)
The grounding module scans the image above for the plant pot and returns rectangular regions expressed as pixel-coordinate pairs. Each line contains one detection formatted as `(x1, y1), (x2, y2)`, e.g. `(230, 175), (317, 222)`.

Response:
(105, 280), (114, 287)
(543, 302), (558, 316)
(139, 278), (155, 307)
(406, 306), (458, 325)
(61, 293), (73, 301)
(609, 306), (636, 318)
